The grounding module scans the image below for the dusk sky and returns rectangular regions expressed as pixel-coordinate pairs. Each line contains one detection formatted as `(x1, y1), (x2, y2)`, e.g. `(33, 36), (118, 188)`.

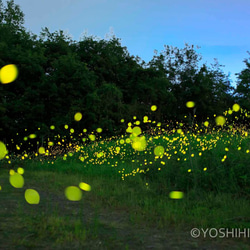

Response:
(6, 0), (250, 88)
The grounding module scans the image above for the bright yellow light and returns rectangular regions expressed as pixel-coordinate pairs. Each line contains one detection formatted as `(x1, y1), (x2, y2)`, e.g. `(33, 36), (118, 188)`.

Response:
(232, 104), (240, 112)
(143, 116), (148, 123)
(9, 173), (24, 188)
(151, 105), (157, 111)
(0, 141), (7, 159)
(65, 186), (82, 201)
(9, 169), (15, 175)
(169, 191), (184, 199)
(79, 182), (91, 191)
(215, 116), (226, 126)
(74, 112), (82, 121)
(154, 146), (165, 156)
(29, 134), (36, 139)
(89, 135), (95, 141)
(25, 189), (40, 204)
(204, 121), (209, 127)
(186, 101), (195, 108)
(0, 64), (18, 84)
(38, 147), (45, 154)
(96, 128), (102, 133)
(132, 136), (147, 151)
(132, 126), (141, 136)
(17, 167), (24, 175)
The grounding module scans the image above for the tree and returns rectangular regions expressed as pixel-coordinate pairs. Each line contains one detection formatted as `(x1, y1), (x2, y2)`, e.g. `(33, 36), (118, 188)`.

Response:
(0, 0), (24, 30)
(38, 28), (97, 137)
(0, 0), (42, 144)
(147, 44), (235, 124)
(234, 51), (250, 110)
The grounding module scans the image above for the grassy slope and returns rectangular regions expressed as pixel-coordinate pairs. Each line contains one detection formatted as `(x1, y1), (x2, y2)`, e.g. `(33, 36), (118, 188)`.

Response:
(0, 128), (250, 249)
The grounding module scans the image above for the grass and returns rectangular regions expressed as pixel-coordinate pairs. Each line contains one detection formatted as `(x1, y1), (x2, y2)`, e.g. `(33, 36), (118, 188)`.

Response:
(0, 120), (250, 249)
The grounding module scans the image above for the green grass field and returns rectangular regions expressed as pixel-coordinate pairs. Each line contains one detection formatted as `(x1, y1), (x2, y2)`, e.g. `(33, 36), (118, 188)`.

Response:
(0, 110), (250, 249)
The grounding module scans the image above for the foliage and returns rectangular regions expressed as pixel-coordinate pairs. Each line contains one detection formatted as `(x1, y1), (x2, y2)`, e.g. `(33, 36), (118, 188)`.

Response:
(0, 0), (249, 152)
(234, 51), (250, 110)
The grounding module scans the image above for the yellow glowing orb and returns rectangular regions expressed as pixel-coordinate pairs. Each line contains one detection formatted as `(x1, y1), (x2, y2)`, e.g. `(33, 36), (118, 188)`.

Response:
(65, 186), (82, 201)
(74, 112), (82, 121)
(25, 189), (40, 204)
(9, 169), (15, 175)
(169, 191), (184, 199)
(29, 134), (36, 139)
(186, 101), (195, 108)
(151, 105), (157, 111)
(79, 182), (91, 191)
(215, 116), (226, 126)
(96, 128), (102, 133)
(204, 121), (209, 127)
(232, 104), (240, 112)
(0, 141), (7, 160)
(126, 127), (133, 133)
(143, 116), (148, 123)
(132, 126), (142, 136)
(154, 146), (165, 156)
(38, 147), (45, 154)
(9, 173), (24, 188)
(89, 135), (95, 141)
(132, 136), (147, 151)
(17, 167), (24, 175)
(0, 64), (18, 84)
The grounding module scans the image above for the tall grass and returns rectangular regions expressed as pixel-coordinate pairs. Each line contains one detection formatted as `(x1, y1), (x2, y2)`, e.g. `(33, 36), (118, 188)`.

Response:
(1, 109), (250, 249)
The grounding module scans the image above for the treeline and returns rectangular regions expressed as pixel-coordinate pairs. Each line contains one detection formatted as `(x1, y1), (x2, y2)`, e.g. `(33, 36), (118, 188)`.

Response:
(0, 0), (250, 152)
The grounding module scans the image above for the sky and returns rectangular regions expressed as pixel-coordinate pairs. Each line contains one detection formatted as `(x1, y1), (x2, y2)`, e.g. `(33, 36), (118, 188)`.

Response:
(4, 0), (250, 88)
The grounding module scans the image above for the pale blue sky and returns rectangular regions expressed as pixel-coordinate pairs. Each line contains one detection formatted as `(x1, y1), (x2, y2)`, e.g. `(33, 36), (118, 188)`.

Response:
(5, 0), (250, 88)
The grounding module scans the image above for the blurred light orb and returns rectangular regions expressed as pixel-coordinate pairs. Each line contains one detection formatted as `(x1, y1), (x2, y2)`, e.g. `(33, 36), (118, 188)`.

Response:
(151, 105), (157, 111)
(79, 182), (91, 191)
(0, 141), (7, 159)
(169, 191), (184, 199)
(0, 64), (18, 84)
(186, 101), (195, 108)
(25, 189), (40, 204)
(65, 186), (82, 201)
(232, 104), (240, 112)
(9, 173), (24, 188)
(74, 112), (82, 121)
(154, 146), (165, 156)
(215, 116), (226, 126)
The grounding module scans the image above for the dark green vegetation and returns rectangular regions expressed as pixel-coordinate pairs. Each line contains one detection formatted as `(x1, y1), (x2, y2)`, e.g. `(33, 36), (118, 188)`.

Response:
(0, 0), (250, 152)
(0, 1), (250, 249)
(1, 127), (250, 249)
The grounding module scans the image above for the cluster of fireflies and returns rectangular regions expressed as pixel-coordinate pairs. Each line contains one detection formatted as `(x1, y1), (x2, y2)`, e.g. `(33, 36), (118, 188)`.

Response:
(0, 63), (250, 203)
(1, 100), (250, 201)
(2, 163), (91, 204)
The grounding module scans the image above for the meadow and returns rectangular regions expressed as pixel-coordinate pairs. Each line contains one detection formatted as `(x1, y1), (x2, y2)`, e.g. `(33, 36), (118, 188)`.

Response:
(0, 104), (250, 249)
